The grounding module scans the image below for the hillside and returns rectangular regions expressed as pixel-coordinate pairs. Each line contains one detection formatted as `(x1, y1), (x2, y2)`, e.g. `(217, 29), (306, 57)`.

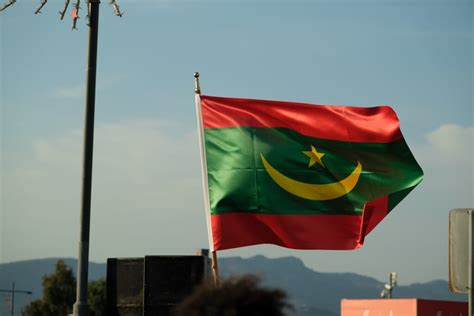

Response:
(219, 255), (465, 315)
(0, 256), (466, 316)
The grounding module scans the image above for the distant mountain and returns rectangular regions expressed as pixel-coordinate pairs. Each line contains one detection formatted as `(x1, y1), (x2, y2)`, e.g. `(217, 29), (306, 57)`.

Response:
(0, 256), (466, 316)
(219, 255), (466, 315)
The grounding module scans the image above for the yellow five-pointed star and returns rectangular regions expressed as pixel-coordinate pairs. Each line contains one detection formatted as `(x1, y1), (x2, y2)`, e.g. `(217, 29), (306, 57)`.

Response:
(303, 145), (325, 168)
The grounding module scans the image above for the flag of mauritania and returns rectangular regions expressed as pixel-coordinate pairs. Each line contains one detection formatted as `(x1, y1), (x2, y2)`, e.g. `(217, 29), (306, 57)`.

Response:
(197, 95), (423, 251)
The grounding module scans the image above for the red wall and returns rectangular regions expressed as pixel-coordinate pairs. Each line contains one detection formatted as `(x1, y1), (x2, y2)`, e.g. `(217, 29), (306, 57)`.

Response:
(417, 299), (467, 316)
(341, 298), (467, 316)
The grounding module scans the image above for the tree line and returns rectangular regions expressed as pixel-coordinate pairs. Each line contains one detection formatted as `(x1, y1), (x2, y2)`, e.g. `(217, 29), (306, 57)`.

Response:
(22, 260), (105, 316)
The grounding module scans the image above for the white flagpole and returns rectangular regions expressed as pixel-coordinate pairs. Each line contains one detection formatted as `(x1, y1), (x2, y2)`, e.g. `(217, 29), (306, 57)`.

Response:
(194, 72), (214, 252)
(194, 73), (220, 285)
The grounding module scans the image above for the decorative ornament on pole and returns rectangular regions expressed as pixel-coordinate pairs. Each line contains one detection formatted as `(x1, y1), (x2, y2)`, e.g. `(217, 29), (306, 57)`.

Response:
(109, 0), (122, 17)
(59, 0), (70, 19)
(0, 0), (15, 12)
(34, 0), (48, 14)
(71, 0), (81, 30)
(0, 0), (122, 29)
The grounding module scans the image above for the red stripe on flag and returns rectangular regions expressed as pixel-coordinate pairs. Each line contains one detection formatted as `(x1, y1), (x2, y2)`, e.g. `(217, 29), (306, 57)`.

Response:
(359, 195), (389, 240)
(211, 213), (364, 251)
(201, 95), (402, 143)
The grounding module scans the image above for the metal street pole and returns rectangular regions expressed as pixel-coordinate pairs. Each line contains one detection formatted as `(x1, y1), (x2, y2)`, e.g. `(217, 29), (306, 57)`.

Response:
(0, 283), (33, 316)
(11, 282), (14, 316)
(72, 1), (100, 315)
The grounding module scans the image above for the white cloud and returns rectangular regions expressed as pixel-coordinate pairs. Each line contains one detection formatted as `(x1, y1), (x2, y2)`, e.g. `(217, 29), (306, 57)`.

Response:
(411, 123), (473, 206)
(2, 119), (208, 262)
(52, 77), (124, 99)
(424, 124), (473, 162)
(53, 84), (84, 98)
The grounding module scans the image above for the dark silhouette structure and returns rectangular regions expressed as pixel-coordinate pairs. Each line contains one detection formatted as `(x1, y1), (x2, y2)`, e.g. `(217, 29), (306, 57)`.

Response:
(106, 256), (211, 315)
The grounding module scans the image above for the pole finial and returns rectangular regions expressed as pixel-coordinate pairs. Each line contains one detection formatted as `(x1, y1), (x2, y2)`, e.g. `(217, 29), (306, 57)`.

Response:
(194, 72), (201, 94)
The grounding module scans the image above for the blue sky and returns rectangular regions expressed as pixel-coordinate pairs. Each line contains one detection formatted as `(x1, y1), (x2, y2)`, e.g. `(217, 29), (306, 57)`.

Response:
(1, 0), (472, 287)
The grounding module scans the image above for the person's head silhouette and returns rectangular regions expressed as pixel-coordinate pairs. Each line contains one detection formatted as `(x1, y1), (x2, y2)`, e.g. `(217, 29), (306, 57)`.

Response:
(174, 275), (293, 316)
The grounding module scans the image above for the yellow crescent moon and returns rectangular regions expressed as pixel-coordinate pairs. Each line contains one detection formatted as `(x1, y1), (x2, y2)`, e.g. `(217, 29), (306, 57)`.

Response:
(260, 153), (362, 201)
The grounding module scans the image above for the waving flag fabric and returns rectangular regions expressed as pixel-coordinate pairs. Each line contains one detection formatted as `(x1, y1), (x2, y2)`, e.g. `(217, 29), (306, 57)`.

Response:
(198, 95), (423, 251)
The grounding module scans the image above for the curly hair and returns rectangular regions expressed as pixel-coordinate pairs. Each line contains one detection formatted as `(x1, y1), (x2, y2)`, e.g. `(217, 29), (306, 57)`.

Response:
(173, 275), (293, 316)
